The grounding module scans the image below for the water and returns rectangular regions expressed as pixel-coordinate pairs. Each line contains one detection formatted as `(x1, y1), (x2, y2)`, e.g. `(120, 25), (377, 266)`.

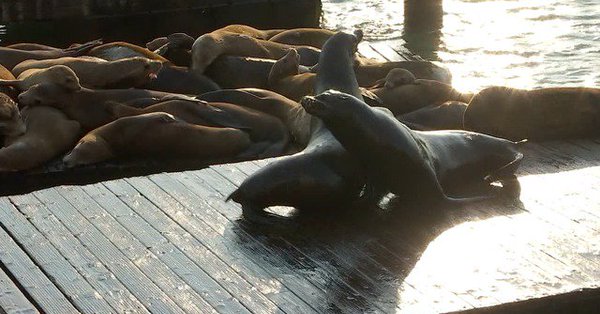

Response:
(322, 0), (600, 93)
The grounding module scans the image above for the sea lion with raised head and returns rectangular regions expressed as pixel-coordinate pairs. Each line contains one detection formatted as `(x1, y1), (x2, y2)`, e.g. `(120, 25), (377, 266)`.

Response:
(464, 86), (600, 141)
(0, 106), (80, 172)
(12, 56), (162, 89)
(17, 83), (175, 131)
(191, 31), (320, 74)
(63, 112), (251, 167)
(226, 30), (366, 225)
(269, 28), (335, 49)
(301, 90), (524, 203)
(0, 39), (102, 70)
(107, 98), (290, 157)
(0, 65), (80, 92)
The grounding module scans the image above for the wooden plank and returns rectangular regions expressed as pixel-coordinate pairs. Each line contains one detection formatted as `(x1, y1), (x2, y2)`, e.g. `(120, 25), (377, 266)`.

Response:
(125, 175), (328, 313)
(0, 266), (37, 314)
(74, 183), (243, 314)
(3, 196), (149, 314)
(104, 178), (318, 314)
(27, 189), (187, 314)
(0, 214), (77, 314)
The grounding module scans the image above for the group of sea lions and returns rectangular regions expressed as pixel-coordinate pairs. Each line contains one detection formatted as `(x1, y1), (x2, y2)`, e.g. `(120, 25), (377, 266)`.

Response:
(1, 24), (598, 224)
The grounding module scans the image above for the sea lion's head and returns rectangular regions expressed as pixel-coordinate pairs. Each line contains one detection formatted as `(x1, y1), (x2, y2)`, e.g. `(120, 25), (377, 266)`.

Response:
(322, 30), (363, 58)
(268, 49), (300, 85)
(383, 68), (416, 89)
(112, 57), (163, 87)
(0, 93), (25, 138)
(18, 83), (71, 107)
(301, 89), (361, 121)
(191, 33), (221, 74)
(63, 133), (114, 168)
(23, 65), (81, 92)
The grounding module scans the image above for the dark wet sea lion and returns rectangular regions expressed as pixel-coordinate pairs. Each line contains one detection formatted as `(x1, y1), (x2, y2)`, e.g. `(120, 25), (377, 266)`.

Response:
(227, 30), (365, 224)
(269, 28), (335, 49)
(199, 88), (312, 147)
(302, 90), (523, 203)
(107, 98), (290, 157)
(464, 86), (600, 141)
(0, 106), (80, 172)
(398, 101), (468, 131)
(0, 39), (102, 70)
(354, 59), (453, 86)
(148, 33), (195, 67)
(0, 65), (80, 92)
(63, 112), (251, 167)
(140, 65), (220, 95)
(191, 31), (320, 74)
(12, 56), (162, 89)
(17, 83), (174, 131)
(267, 49), (315, 101)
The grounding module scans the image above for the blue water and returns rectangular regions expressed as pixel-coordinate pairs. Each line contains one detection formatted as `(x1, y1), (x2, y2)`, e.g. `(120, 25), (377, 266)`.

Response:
(322, 0), (600, 93)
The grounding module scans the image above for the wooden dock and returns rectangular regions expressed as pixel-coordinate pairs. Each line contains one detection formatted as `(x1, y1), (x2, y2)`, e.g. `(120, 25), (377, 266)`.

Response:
(1, 43), (600, 313)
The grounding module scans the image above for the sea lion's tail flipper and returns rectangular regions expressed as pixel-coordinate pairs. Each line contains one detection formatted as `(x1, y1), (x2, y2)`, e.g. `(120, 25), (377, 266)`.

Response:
(65, 39), (103, 55)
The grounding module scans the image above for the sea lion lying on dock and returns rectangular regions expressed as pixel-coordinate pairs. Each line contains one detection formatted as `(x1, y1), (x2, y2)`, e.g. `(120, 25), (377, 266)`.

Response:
(0, 39), (102, 70)
(227, 30), (366, 224)
(269, 28), (335, 49)
(301, 90), (524, 203)
(214, 24), (285, 40)
(199, 88), (312, 147)
(0, 106), (80, 172)
(88, 42), (169, 62)
(63, 112), (251, 167)
(12, 57), (162, 89)
(17, 83), (174, 131)
(267, 49), (315, 101)
(191, 31), (321, 74)
(0, 65), (80, 92)
(464, 86), (600, 141)
(354, 59), (453, 86)
(0, 93), (26, 145)
(108, 98), (290, 157)
(397, 101), (468, 131)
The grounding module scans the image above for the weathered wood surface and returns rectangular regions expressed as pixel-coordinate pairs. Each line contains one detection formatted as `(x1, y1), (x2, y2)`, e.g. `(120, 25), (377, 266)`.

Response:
(1, 43), (599, 313)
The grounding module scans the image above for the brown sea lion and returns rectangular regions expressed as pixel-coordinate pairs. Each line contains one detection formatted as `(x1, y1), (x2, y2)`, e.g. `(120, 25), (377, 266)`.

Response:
(397, 101), (468, 131)
(354, 59), (453, 86)
(12, 56), (162, 89)
(191, 31), (320, 74)
(267, 49), (315, 101)
(269, 28), (335, 49)
(199, 88), (312, 147)
(0, 39), (102, 70)
(6, 43), (61, 51)
(365, 78), (472, 115)
(0, 93), (26, 145)
(107, 98), (290, 157)
(301, 90), (523, 203)
(464, 86), (600, 141)
(215, 24), (285, 39)
(89, 42), (168, 62)
(0, 65), (80, 92)
(62, 112), (251, 167)
(17, 83), (174, 131)
(0, 64), (18, 100)
(226, 30), (366, 225)
(371, 68), (417, 88)
(0, 106), (80, 172)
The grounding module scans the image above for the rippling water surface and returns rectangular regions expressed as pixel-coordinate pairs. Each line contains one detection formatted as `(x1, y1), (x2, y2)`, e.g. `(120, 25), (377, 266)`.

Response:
(322, 0), (600, 93)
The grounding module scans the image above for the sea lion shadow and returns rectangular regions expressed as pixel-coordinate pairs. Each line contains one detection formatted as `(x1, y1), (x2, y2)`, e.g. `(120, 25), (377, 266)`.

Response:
(226, 181), (524, 311)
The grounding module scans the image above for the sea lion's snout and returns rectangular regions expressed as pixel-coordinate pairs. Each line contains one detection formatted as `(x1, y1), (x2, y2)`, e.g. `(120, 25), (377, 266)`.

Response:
(300, 95), (320, 113)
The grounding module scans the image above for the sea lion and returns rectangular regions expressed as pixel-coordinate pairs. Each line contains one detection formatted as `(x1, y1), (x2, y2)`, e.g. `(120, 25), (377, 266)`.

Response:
(398, 101), (468, 131)
(267, 49), (315, 101)
(17, 83), (174, 131)
(227, 30), (366, 224)
(0, 106), (80, 172)
(88, 42), (168, 62)
(107, 98), (290, 157)
(464, 86), (600, 141)
(6, 43), (61, 51)
(62, 112), (251, 167)
(191, 31), (321, 74)
(0, 93), (26, 145)
(140, 65), (220, 95)
(0, 65), (80, 92)
(12, 56), (162, 89)
(148, 33), (195, 67)
(301, 90), (524, 203)
(365, 78), (472, 116)
(199, 88), (312, 147)
(0, 39), (102, 70)
(371, 68), (417, 88)
(215, 24), (285, 39)
(269, 28), (335, 49)
(354, 59), (453, 86)
(0, 64), (18, 100)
